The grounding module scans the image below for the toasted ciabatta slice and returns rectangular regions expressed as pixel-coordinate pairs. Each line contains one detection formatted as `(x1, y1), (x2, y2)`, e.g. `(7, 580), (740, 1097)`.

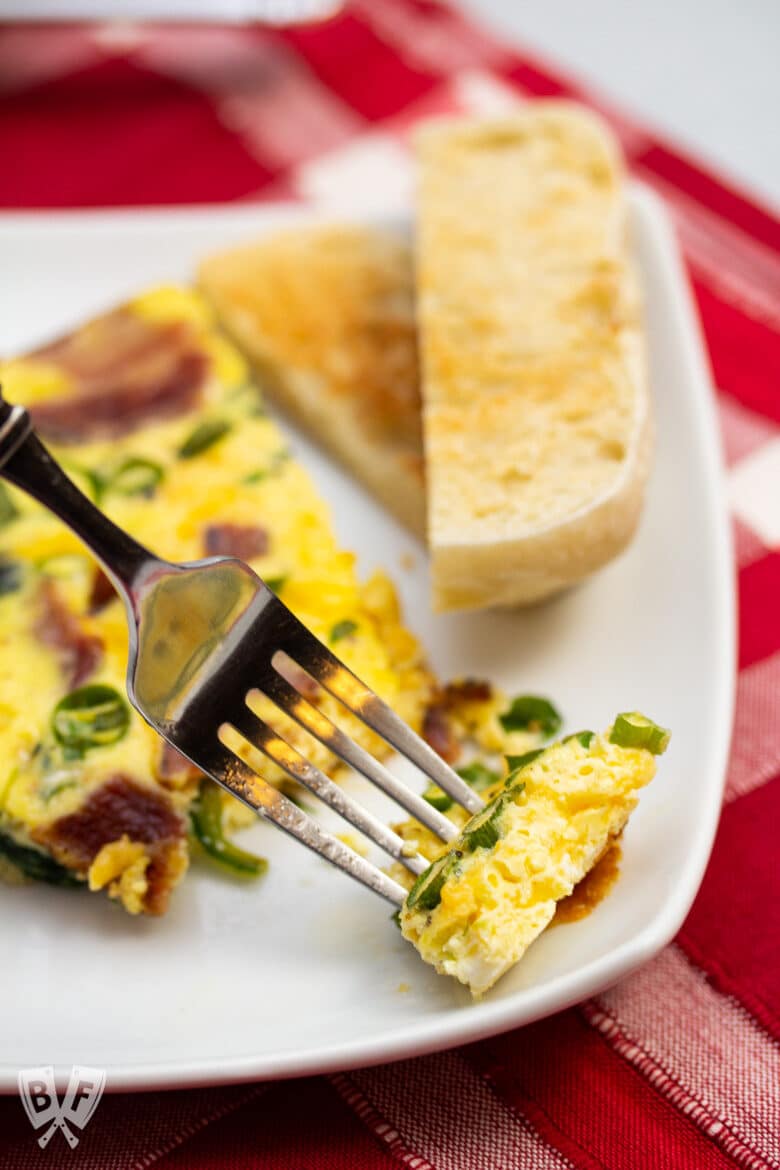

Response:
(415, 102), (652, 611)
(198, 225), (426, 536)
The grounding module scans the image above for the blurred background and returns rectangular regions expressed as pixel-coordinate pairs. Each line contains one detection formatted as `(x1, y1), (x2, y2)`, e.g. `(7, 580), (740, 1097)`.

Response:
(0, 0), (776, 206)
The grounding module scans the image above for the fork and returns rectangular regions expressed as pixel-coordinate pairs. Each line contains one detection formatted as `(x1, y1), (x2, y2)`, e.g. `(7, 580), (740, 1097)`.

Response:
(0, 393), (484, 906)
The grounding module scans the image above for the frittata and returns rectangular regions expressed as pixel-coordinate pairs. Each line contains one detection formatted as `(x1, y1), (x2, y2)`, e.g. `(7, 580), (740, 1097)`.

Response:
(399, 714), (670, 995)
(0, 287), (436, 914)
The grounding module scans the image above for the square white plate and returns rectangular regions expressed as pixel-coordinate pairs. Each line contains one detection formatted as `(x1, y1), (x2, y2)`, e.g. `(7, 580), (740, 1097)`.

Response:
(0, 186), (734, 1092)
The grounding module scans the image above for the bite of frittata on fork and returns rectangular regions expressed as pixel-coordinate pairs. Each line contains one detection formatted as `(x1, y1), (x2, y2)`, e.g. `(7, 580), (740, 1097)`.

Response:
(399, 714), (670, 996)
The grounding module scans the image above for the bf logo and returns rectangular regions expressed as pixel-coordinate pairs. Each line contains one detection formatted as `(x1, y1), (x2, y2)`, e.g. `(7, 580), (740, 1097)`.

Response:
(18, 1066), (106, 1149)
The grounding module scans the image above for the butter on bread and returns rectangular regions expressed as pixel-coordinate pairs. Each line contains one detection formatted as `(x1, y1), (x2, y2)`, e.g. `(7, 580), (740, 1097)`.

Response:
(198, 225), (426, 536)
(415, 102), (652, 610)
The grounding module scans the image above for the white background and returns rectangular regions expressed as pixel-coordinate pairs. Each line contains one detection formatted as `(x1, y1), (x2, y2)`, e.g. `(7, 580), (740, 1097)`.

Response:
(464, 0), (779, 209)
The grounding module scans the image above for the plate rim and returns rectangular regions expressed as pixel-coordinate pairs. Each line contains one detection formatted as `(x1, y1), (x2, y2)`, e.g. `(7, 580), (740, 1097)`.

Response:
(0, 183), (736, 1091)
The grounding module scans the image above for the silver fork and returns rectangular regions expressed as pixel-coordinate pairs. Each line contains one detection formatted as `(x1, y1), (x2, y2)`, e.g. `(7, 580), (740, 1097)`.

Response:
(0, 394), (484, 906)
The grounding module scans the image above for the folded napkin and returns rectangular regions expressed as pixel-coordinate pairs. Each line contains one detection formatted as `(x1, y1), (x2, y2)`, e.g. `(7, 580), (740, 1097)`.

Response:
(0, 4), (778, 1167)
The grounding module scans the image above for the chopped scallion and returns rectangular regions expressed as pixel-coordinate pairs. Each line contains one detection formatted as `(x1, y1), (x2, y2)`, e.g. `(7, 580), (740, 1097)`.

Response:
(263, 575), (287, 594)
(406, 851), (458, 912)
(191, 780), (267, 878)
(505, 748), (544, 784)
(499, 695), (562, 738)
(0, 558), (22, 597)
(609, 713), (670, 755)
(330, 619), (358, 643)
(462, 794), (508, 852)
(99, 456), (164, 499)
(422, 784), (453, 812)
(564, 730), (595, 749)
(0, 830), (80, 887)
(51, 684), (131, 755)
(177, 419), (232, 459)
(456, 761), (501, 792)
(0, 484), (19, 528)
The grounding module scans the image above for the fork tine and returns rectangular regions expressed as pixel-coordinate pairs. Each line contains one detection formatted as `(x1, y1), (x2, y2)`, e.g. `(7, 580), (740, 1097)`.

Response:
(251, 674), (461, 843)
(227, 706), (429, 874)
(205, 738), (407, 906)
(273, 635), (485, 815)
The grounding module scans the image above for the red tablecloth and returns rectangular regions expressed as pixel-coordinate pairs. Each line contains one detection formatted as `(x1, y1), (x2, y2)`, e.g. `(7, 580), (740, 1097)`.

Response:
(1, 4), (779, 1167)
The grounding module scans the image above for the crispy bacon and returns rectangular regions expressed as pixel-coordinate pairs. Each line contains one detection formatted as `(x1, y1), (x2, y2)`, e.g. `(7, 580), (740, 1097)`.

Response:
(29, 310), (210, 443)
(422, 702), (460, 765)
(35, 580), (102, 687)
(88, 568), (116, 614)
(441, 679), (493, 707)
(203, 523), (269, 561)
(158, 742), (203, 786)
(33, 775), (186, 915)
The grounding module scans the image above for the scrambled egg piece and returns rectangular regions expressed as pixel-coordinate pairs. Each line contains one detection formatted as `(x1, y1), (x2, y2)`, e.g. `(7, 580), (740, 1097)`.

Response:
(400, 721), (667, 996)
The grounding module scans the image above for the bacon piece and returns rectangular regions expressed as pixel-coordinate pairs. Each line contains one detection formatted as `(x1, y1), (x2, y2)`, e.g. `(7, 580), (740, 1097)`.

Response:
(33, 775), (186, 915)
(88, 568), (116, 614)
(35, 580), (102, 687)
(203, 523), (269, 561)
(422, 702), (460, 764)
(441, 678), (493, 707)
(158, 741), (203, 787)
(29, 310), (210, 443)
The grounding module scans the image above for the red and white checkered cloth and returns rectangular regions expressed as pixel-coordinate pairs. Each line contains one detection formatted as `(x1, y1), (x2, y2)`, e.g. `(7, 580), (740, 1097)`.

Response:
(1, 4), (779, 1167)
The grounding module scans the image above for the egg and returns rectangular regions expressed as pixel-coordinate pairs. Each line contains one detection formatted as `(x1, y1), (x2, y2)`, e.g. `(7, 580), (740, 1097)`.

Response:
(399, 725), (665, 996)
(0, 286), (434, 913)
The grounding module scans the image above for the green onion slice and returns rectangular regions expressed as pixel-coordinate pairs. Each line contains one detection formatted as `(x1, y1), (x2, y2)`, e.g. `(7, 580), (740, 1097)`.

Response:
(462, 794), (509, 852)
(191, 780), (267, 878)
(499, 695), (562, 738)
(243, 448), (291, 485)
(505, 748), (544, 784)
(0, 558), (23, 597)
(456, 761), (501, 792)
(0, 484), (19, 528)
(263, 575), (287, 594)
(424, 760), (501, 812)
(422, 784), (453, 812)
(406, 851), (458, 912)
(564, 730), (595, 749)
(0, 831), (80, 887)
(330, 619), (358, 643)
(100, 456), (165, 499)
(177, 419), (232, 460)
(51, 684), (131, 755)
(609, 712), (670, 755)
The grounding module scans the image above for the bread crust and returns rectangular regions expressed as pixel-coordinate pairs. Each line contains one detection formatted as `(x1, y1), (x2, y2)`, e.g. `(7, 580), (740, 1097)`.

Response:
(415, 103), (652, 610)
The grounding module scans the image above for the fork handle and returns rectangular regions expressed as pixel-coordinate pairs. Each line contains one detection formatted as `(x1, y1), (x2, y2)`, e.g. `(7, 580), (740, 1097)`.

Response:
(0, 391), (161, 594)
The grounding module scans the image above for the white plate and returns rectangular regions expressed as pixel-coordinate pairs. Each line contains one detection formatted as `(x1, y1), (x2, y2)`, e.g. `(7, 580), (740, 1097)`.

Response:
(0, 187), (734, 1092)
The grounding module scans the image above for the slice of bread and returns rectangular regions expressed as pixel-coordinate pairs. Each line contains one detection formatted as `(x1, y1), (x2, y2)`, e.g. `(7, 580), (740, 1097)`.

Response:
(198, 225), (426, 536)
(415, 102), (652, 611)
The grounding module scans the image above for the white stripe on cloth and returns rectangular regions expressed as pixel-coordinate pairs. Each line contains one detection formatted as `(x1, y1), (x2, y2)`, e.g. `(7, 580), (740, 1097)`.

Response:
(584, 946), (780, 1170)
(725, 652), (780, 804)
(332, 1049), (572, 1170)
(732, 516), (769, 571)
(638, 170), (780, 330)
(718, 394), (778, 469)
(4, 1082), (268, 1170)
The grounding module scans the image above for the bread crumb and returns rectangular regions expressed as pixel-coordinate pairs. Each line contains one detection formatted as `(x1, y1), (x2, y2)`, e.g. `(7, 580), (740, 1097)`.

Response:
(400, 551), (416, 571)
(397, 982), (411, 993)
